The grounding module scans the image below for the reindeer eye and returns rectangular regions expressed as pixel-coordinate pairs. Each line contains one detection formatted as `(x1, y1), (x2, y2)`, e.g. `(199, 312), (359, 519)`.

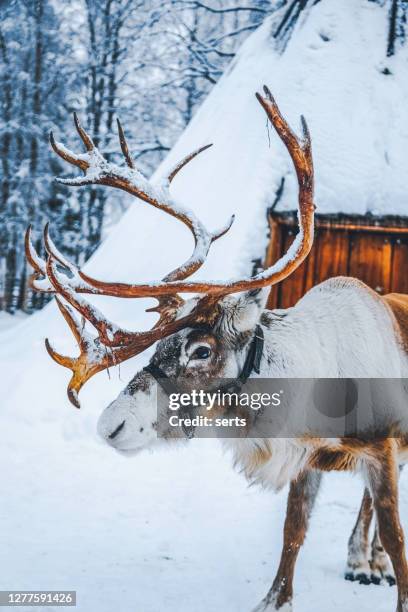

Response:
(192, 346), (211, 360)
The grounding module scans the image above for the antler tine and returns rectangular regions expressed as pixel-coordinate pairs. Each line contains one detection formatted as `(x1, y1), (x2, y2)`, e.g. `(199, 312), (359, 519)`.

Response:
(43, 223), (79, 275)
(257, 85), (314, 193)
(77, 88), (315, 298)
(49, 131), (89, 171)
(25, 225), (45, 276)
(24, 225), (54, 293)
(211, 213), (235, 243)
(73, 112), (95, 152)
(145, 294), (185, 325)
(116, 118), (134, 169)
(167, 144), (213, 184)
(300, 115), (312, 164)
(45, 296), (113, 408)
(54, 296), (85, 346)
(49, 113), (96, 179)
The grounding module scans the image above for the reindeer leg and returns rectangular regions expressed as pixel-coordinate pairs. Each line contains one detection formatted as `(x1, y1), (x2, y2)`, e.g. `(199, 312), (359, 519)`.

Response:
(345, 487), (373, 584)
(252, 470), (322, 612)
(370, 465), (403, 586)
(370, 520), (396, 586)
(366, 443), (408, 612)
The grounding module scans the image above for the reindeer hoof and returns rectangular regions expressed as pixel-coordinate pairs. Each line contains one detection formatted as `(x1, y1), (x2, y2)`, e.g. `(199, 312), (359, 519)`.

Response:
(369, 568), (396, 586)
(357, 573), (371, 585)
(345, 570), (371, 585)
(345, 567), (396, 587)
(386, 574), (396, 586)
(370, 553), (396, 586)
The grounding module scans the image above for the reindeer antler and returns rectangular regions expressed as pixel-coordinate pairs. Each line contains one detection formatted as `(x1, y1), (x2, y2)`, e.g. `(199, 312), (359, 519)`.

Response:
(27, 115), (231, 406)
(70, 86), (315, 298)
(49, 114), (234, 282)
(26, 87), (315, 407)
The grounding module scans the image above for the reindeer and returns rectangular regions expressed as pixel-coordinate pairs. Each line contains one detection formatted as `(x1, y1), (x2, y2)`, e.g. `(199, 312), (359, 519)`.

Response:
(26, 87), (408, 612)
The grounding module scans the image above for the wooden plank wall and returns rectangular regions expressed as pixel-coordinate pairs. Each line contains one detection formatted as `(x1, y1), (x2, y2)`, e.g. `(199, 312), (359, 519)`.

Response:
(265, 213), (408, 310)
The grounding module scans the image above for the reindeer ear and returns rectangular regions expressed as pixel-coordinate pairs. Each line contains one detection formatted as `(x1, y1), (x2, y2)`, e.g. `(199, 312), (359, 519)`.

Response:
(220, 288), (269, 334)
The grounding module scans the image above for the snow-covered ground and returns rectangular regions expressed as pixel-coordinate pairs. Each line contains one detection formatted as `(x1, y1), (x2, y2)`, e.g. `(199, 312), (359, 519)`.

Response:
(1, 1), (408, 611)
(0, 311), (28, 333)
(1, 432), (408, 612)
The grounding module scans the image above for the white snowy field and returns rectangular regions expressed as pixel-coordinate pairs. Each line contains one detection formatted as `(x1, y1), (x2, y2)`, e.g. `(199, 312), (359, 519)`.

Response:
(1, 1), (408, 611)
(0, 312), (28, 333)
(1, 429), (408, 612)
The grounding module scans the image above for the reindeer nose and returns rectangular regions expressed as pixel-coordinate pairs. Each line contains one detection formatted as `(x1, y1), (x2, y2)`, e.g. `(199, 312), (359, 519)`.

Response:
(108, 420), (126, 440)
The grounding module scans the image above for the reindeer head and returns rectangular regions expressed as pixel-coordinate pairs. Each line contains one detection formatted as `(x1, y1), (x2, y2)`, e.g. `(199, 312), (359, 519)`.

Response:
(26, 87), (315, 452)
(98, 289), (271, 451)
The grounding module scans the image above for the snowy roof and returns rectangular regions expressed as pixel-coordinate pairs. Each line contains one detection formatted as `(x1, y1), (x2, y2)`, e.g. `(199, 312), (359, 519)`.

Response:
(189, 0), (408, 223)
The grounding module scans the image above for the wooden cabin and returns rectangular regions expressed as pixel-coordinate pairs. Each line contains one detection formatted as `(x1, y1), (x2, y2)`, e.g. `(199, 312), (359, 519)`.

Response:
(266, 211), (408, 310)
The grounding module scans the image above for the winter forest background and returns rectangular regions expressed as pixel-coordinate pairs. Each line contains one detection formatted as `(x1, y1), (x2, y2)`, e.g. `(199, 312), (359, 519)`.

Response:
(0, 0), (407, 314)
